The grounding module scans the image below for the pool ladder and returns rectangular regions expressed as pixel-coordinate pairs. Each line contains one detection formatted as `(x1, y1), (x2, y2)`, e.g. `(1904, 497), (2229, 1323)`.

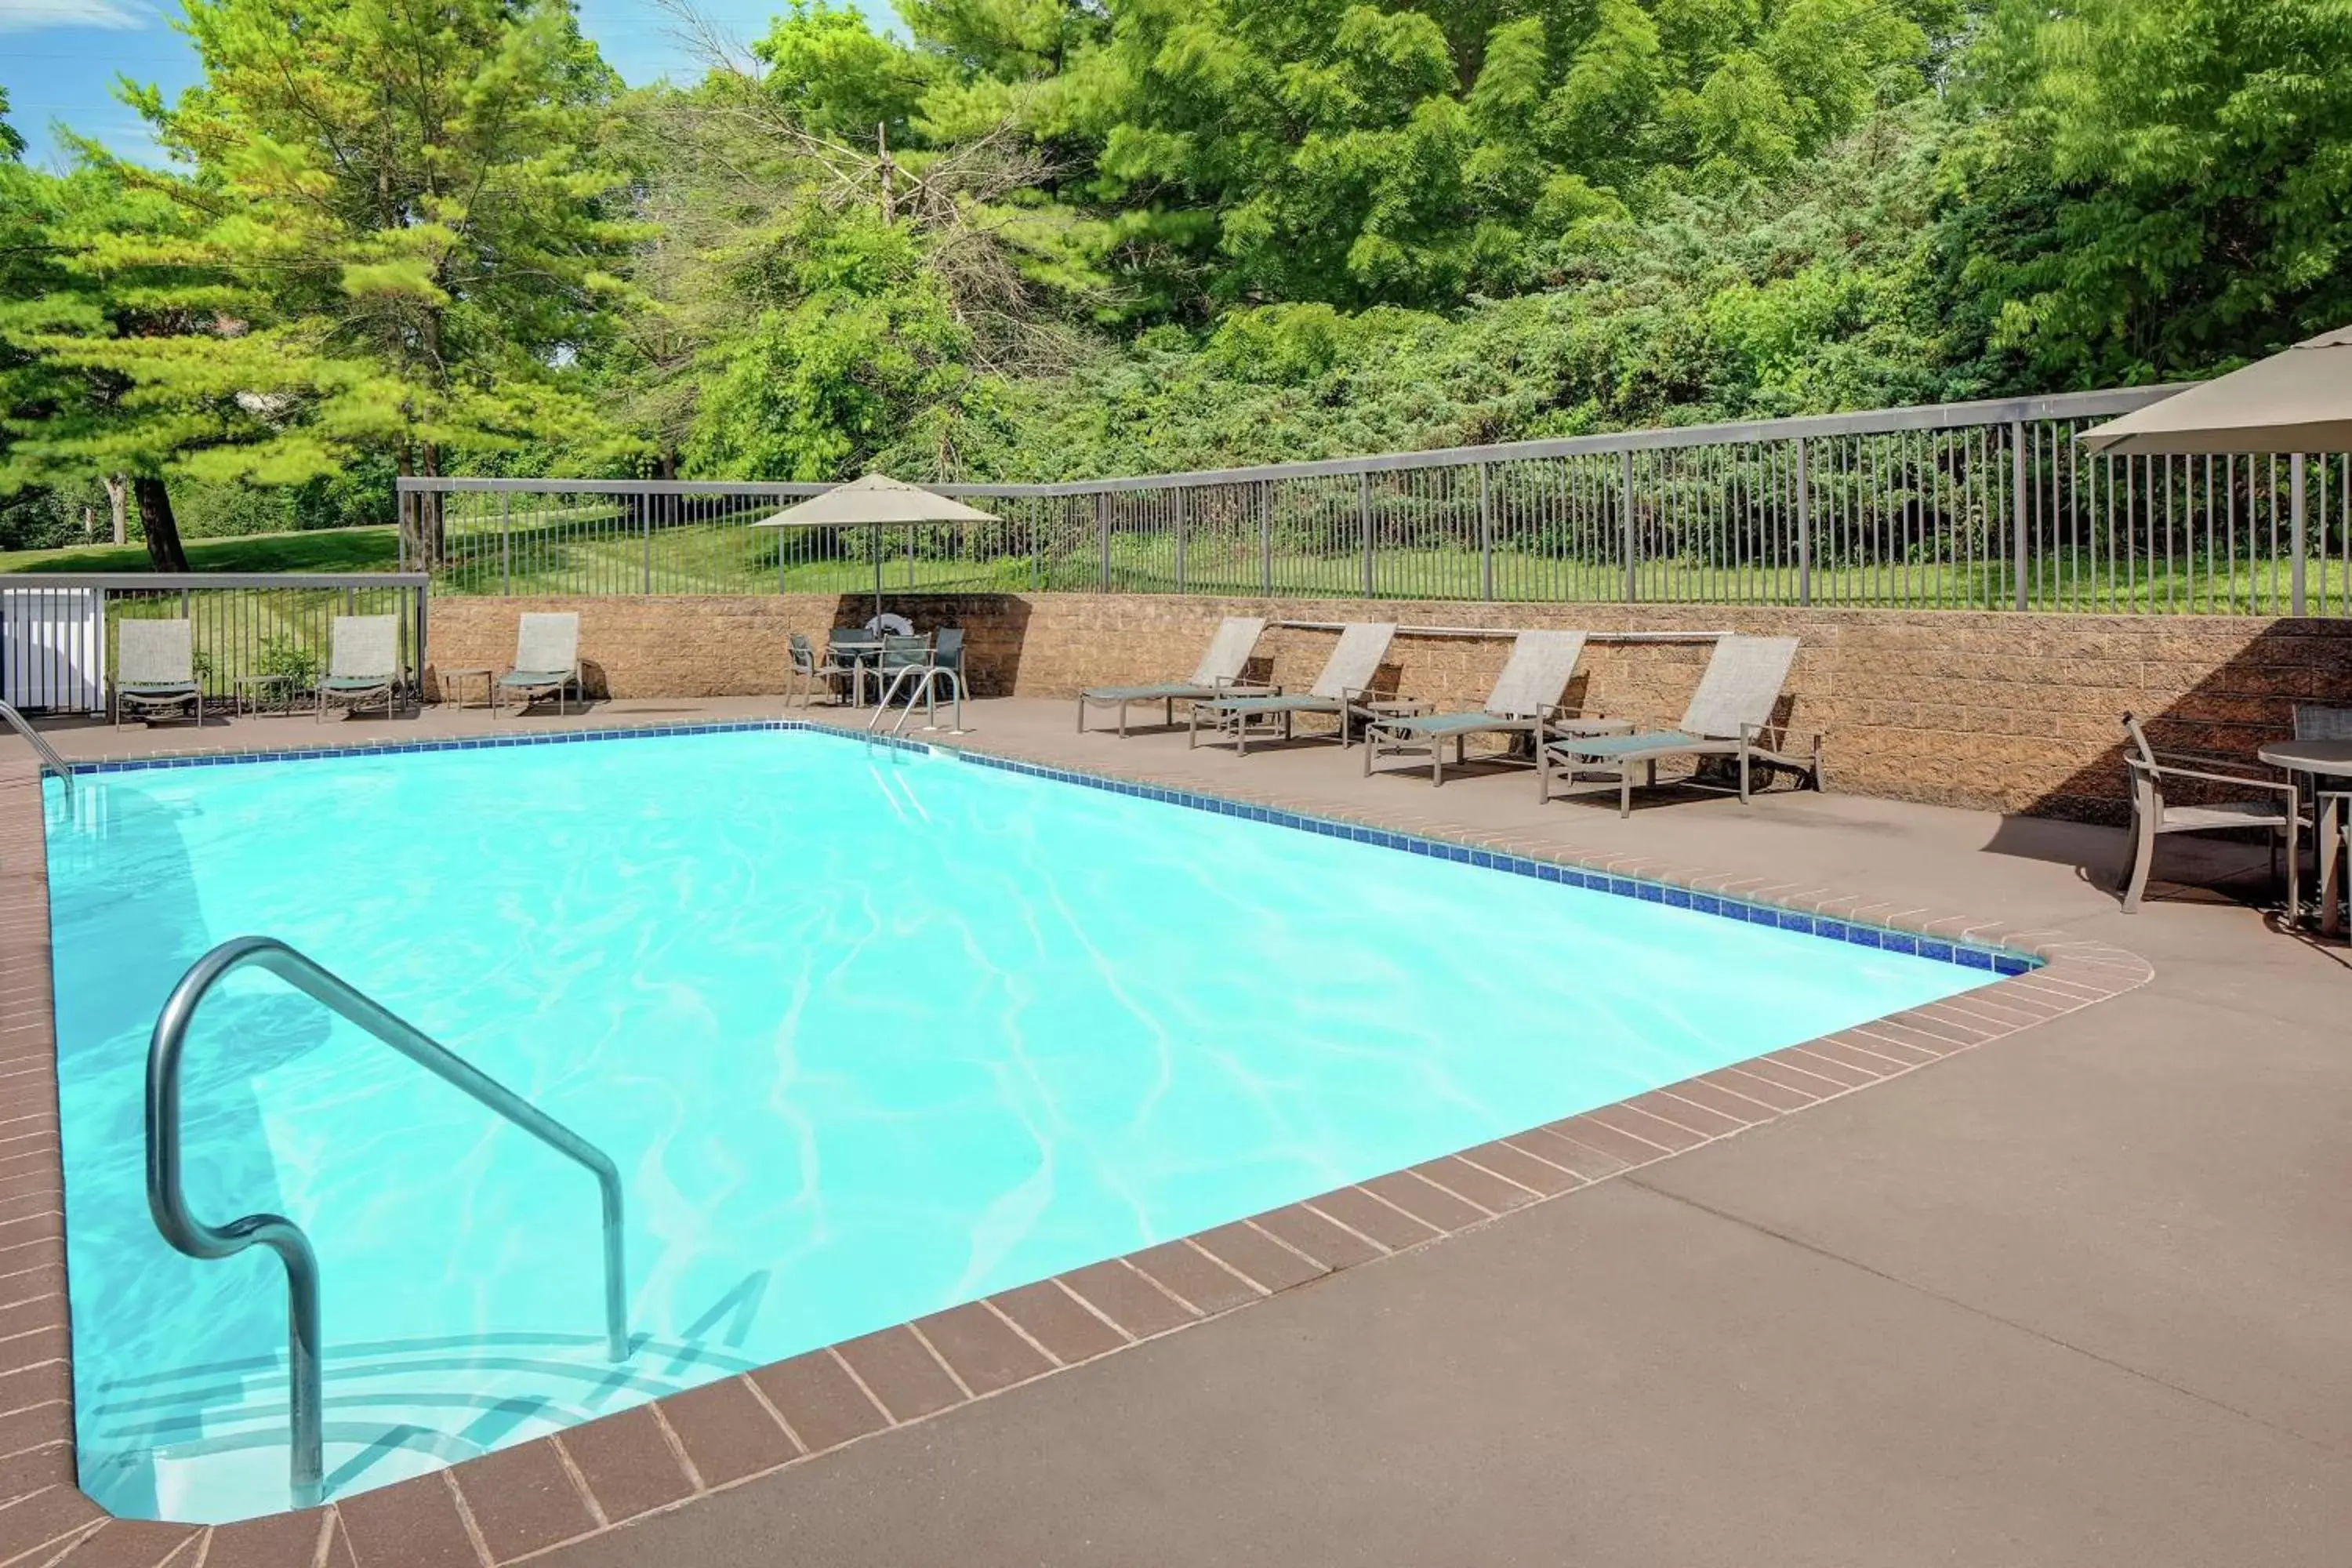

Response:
(145, 936), (630, 1510)
(0, 699), (71, 797)
(866, 661), (967, 737)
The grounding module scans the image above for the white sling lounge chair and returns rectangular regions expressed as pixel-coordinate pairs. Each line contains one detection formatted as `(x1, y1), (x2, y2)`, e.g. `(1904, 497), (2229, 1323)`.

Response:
(1362, 630), (1592, 786)
(1189, 622), (1398, 756)
(495, 612), (583, 716)
(1537, 634), (1820, 815)
(317, 615), (404, 721)
(113, 619), (202, 729)
(1078, 616), (1270, 735)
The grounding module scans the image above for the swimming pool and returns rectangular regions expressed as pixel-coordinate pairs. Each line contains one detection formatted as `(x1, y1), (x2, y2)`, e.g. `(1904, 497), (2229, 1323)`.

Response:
(43, 725), (2009, 1521)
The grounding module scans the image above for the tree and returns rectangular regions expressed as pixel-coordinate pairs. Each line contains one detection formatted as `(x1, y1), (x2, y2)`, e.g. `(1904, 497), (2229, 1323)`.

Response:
(1955, 0), (2352, 383)
(0, 144), (220, 568)
(71, 0), (640, 563)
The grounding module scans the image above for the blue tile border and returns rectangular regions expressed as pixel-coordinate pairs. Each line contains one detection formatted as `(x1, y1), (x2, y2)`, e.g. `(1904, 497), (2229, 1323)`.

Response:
(58, 717), (2040, 977)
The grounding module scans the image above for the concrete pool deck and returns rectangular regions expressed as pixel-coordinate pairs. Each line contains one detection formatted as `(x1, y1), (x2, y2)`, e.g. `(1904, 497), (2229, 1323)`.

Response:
(2, 697), (2349, 1565)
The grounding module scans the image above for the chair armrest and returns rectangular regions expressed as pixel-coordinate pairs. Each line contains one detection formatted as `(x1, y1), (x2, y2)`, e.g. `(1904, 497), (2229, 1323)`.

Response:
(2136, 759), (2302, 800)
(2149, 747), (2271, 777)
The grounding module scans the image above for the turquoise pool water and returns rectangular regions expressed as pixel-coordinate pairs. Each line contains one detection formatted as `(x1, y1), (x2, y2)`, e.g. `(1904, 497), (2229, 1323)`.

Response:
(43, 728), (1999, 1522)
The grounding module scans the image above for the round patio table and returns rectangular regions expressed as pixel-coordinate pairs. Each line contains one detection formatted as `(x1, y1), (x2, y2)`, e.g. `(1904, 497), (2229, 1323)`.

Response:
(2257, 738), (2352, 935)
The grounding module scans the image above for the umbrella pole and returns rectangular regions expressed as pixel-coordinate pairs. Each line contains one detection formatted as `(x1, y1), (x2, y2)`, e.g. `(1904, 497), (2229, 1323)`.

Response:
(873, 526), (884, 621)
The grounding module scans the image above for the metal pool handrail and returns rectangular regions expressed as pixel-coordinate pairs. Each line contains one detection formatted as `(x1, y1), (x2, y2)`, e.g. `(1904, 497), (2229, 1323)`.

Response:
(0, 700), (71, 797)
(145, 935), (630, 1509)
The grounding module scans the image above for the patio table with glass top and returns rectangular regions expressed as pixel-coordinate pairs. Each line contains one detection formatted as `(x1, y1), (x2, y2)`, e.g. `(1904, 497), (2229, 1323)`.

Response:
(2257, 737), (2352, 934)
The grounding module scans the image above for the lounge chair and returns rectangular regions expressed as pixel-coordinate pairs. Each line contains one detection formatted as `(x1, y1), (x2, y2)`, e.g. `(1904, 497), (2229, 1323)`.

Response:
(1361, 630), (1592, 786)
(1536, 634), (1820, 815)
(2119, 713), (2299, 915)
(1189, 622), (1398, 756)
(1077, 616), (1270, 735)
(317, 615), (403, 722)
(113, 619), (202, 729)
(495, 612), (583, 716)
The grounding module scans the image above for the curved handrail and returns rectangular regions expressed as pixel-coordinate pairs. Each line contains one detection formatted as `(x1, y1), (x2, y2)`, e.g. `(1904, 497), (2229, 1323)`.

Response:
(0, 700), (71, 797)
(147, 935), (630, 1509)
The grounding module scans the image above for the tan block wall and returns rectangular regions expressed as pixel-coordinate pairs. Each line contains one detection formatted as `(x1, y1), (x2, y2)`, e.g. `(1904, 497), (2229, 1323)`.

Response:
(428, 593), (2352, 822)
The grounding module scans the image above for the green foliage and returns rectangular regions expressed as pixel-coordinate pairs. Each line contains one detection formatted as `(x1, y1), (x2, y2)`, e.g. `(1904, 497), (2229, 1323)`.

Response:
(1951, 0), (2352, 383)
(753, 1), (934, 146)
(2, 0), (2343, 531)
(684, 210), (971, 479)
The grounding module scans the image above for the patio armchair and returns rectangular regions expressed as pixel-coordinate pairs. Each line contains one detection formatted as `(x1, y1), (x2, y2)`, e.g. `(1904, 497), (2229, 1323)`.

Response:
(1536, 634), (1820, 815)
(786, 632), (859, 708)
(1079, 616), (1272, 735)
(1362, 630), (1592, 786)
(1189, 623), (1398, 756)
(495, 612), (584, 717)
(113, 619), (203, 730)
(2119, 713), (2301, 915)
(317, 615), (405, 722)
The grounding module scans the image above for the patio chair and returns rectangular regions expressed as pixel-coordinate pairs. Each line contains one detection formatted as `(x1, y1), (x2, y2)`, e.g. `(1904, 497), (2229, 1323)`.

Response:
(2119, 713), (2299, 915)
(786, 632), (859, 708)
(495, 612), (583, 717)
(1078, 616), (1271, 735)
(869, 633), (934, 707)
(1362, 630), (1592, 786)
(317, 615), (403, 722)
(1189, 622), (1398, 756)
(2292, 705), (2352, 924)
(1535, 634), (1820, 815)
(113, 619), (202, 730)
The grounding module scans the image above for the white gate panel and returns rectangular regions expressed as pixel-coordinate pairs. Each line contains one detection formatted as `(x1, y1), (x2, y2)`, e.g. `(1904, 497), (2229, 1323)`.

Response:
(0, 587), (103, 713)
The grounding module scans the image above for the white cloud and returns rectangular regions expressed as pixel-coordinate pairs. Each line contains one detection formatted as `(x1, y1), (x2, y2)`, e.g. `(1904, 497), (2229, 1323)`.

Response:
(0, 0), (150, 35)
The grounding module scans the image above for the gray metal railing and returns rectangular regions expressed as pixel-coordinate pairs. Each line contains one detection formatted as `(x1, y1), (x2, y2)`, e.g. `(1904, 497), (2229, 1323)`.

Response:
(146, 935), (629, 1510)
(394, 386), (2352, 616)
(0, 699), (71, 796)
(0, 574), (429, 716)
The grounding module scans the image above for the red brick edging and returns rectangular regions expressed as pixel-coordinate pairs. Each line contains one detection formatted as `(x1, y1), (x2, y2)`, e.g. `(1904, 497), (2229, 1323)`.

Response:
(0, 738), (2149, 1568)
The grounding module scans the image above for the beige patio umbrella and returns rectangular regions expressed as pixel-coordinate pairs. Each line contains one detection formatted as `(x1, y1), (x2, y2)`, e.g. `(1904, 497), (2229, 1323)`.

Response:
(2079, 325), (2352, 455)
(751, 474), (997, 615)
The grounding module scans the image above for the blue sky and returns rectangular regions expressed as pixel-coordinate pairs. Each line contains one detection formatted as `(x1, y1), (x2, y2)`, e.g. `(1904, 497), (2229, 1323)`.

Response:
(0, 0), (891, 170)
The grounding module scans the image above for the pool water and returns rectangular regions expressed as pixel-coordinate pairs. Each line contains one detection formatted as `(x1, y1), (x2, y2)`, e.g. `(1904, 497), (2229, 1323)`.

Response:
(43, 728), (1999, 1521)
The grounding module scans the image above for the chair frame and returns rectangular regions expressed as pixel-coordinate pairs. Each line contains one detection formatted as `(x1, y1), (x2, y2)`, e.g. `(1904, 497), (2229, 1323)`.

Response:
(112, 619), (203, 731)
(495, 613), (584, 717)
(786, 632), (859, 708)
(2118, 713), (2300, 915)
(315, 615), (407, 723)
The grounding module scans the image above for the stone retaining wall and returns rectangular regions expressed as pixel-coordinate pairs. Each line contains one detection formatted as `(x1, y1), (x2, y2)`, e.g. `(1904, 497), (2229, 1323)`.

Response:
(426, 593), (2352, 821)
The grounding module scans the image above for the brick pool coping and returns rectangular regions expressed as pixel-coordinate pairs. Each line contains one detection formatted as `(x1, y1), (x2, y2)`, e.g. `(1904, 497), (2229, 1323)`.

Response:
(0, 726), (2151, 1567)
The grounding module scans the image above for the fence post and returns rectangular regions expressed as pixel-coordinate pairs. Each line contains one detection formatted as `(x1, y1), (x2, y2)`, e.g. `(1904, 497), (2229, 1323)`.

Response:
(1259, 481), (1272, 595)
(777, 497), (788, 594)
(1359, 472), (1374, 598)
(2009, 420), (2028, 611)
(499, 491), (511, 598)
(1174, 487), (1188, 594)
(2291, 452), (2308, 615)
(1476, 463), (1494, 601)
(1794, 439), (1811, 607)
(641, 493), (654, 595)
(415, 583), (430, 695)
(396, 492), (408, 573)
(1097, 492), (1111, 591)
(1619, 449), (1636, 602)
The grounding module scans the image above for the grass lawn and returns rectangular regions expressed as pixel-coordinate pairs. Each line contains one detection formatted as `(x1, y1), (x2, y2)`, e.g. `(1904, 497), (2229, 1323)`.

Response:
(0, 527), (401, 575)
(3, 520), (2343, 616)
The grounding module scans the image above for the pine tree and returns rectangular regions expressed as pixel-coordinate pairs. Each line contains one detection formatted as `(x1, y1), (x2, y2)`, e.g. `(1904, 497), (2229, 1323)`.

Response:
(38, 0), (639, 564)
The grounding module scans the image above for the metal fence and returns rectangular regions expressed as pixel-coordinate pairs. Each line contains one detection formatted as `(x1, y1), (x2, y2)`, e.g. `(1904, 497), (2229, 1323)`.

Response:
(396, 387), (2352, 615)
(0, 574), (428, 714)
